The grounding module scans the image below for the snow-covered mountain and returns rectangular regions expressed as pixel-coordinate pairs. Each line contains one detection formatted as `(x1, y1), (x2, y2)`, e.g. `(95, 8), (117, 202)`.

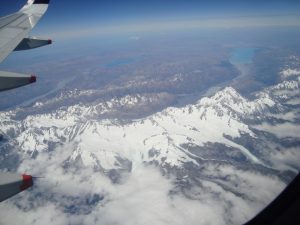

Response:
(0, 87), (269, 168)
(1, 69), (299, 173)
(0, 68), (299, 225)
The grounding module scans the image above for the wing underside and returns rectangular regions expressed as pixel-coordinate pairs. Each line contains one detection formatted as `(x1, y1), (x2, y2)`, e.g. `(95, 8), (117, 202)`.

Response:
(0, 71), (36, 92)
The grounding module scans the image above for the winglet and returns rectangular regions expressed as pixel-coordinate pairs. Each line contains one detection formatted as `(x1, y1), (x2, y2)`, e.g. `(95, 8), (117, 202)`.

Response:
(26, 0), (50, 5)
(29, 75), (37, 83)
(20, 174), (33, 191)
(21, 0), (50, 12)
(33, 0), (50, 4)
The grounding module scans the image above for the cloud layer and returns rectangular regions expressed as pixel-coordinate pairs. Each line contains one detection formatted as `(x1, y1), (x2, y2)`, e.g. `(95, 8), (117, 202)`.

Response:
(0, 159), (286, 225)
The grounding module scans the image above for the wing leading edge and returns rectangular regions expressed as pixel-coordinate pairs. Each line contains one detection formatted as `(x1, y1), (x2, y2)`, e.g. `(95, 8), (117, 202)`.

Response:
(0, 0), (51, 92)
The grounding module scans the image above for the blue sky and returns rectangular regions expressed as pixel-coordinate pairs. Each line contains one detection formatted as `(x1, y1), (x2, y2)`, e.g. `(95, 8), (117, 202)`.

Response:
(2, 0), (300, 24)
(1, 0), (300, 41)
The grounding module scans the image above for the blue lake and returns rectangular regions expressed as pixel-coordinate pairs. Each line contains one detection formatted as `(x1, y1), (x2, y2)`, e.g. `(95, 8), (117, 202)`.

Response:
(230, 48), (257, 65)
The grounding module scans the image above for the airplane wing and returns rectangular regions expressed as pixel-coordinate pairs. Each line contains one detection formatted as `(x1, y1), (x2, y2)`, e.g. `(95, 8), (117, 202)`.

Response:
(0, 0), (51, 202)
(0, 0), (51, 92)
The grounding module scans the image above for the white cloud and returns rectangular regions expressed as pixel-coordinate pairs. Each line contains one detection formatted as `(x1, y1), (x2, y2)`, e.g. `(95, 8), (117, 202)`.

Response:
(0, 162), (286, 225)
(270, 147), (300, 173)
(253, 122), (300, 139)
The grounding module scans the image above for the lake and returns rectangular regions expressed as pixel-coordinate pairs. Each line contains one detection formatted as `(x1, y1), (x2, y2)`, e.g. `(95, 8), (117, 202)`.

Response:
(230, 48), (257, 65)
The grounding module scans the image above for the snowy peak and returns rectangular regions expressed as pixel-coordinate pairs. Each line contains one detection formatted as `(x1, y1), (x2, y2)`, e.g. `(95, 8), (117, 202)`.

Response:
(200, 87), (242, 104)
(198, 86), (275, 118)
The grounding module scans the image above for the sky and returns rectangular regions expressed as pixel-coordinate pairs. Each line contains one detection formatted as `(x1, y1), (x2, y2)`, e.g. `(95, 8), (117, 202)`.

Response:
(1, 0), (300, 38)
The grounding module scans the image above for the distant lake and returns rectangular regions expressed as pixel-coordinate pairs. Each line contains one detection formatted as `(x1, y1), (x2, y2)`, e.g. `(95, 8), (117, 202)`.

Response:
(230, 48), (257, 65)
